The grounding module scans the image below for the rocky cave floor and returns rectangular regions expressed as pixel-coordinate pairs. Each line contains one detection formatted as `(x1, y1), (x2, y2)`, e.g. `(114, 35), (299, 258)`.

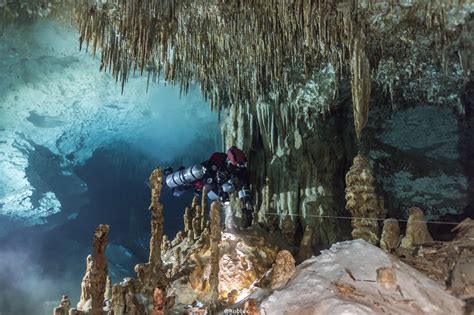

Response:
(52, 166), (474, 315)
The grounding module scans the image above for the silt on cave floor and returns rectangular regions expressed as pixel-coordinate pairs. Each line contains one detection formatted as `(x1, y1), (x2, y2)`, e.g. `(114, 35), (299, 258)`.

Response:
(0, 1), (473, 315)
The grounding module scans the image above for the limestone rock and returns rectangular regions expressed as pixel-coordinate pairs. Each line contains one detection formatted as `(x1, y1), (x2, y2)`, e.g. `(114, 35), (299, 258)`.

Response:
(209, 201), (222, 311)
(134, 167), (167, 299)
(243, 298), (259, 315)
(161, 234), (171, 253)
(351, 29), (371, 141)
(399, 218), (474, 299)
(151, 288), (165, 315)
(226, 289), (238, 305)
(400, 207), (433, 248)
(297, 224), (314, 263)
(77, 224), (109, 315)
(104, 276), (112, 301)
(261, 239), (465, 315)
(164, 222), (282, 308)
(111, 284), (126, 315)
(53, 295), (71, 315)
(183, 207), (192, 233)
(171, 231), (184, 247)
(380, 218), (400, 252)
(280, 215), (295, 246)
(376, 267), (398, 290)
(345, 153), (386, 245)
(123, 280), (144, 315)
(270, 250), (296, 289)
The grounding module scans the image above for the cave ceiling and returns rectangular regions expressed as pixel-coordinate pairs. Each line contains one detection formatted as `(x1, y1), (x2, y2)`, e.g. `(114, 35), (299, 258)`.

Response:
(1, 0), (472, 139)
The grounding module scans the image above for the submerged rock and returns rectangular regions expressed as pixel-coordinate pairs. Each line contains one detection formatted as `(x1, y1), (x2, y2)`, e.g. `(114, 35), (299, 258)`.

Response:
(400, 207), (433, 249)
(260, 239), (465, 315)
(345, 153), (386, 245)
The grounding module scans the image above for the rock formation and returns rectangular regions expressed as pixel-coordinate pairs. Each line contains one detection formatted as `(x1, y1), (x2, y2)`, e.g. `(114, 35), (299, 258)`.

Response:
(400, 218), (473, 299)
(351, 29), (371, 141)
(134, 167), (166, 297)
(261, 239), (465, 315)
(380, 218), (400, 252)
(270, 250), (296, 290)
(209, 201), (221, 312)
(77, 224), (109, 315)
(345, 153), (386, 245)
(400, 207), (433, 249)
(53, 295), (71, 315)
(151, 288), (165, 315)
(69, 1), (471, 251)
(376, 267), (398, 290)
(243, 298), (259, 315)
(297, 224), (315, 263)
(280, 215), (296, 246)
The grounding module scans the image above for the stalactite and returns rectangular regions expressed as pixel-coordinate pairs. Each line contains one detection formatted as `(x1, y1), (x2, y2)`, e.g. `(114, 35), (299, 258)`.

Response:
(345, 153), (386, 245)
(209, 201), (221, 313)
(350, 29), (371, 141)
(71, 0), (466, 121)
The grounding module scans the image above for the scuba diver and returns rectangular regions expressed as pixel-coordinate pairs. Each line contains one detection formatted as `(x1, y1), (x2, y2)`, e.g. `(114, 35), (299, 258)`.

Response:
(164, 146), (254, 226)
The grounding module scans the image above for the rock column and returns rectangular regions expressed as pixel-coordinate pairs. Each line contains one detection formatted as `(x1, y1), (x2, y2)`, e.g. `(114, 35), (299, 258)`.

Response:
(209, 201), (221, 313)
(135, 167), (166, 297)
(77, 224), (110, 315)
(345, 153), (386, 245)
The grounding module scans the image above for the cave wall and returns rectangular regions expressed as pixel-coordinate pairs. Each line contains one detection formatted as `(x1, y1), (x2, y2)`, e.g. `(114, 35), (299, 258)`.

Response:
(221, 68), (356, 245)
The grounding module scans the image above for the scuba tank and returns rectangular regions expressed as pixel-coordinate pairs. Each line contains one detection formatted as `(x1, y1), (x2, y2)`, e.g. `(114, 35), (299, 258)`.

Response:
(165, 164), (206, 188)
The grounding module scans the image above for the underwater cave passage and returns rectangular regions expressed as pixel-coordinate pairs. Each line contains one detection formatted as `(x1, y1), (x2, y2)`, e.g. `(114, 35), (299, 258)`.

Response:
(0, 20), (220, 314)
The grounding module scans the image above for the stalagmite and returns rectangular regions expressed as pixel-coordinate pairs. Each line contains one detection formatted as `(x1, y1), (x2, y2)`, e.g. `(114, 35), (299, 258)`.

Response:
(380, 218), (401, 252)
(183, 207), (192, 233)
(350, 30), (371, 141)
(162, 235), (170, 253)
(270, 250), (296, 290)
(123, 280), (145, 315)
(280, 215), (296, 246)
(134, 167), (166, 297)
(297, 224), (314, 263)
(111, 284), (126, 315)
(53, 295), (71, 315)
(151, 288), (165, 315)
(345, 153), (386, 245)
(77, 224), (110, 315)
(171, 231), (184, 247)
(400, 207), (433, 249)
(209, 201), (221, 312)
(104, 276), (112, 302)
